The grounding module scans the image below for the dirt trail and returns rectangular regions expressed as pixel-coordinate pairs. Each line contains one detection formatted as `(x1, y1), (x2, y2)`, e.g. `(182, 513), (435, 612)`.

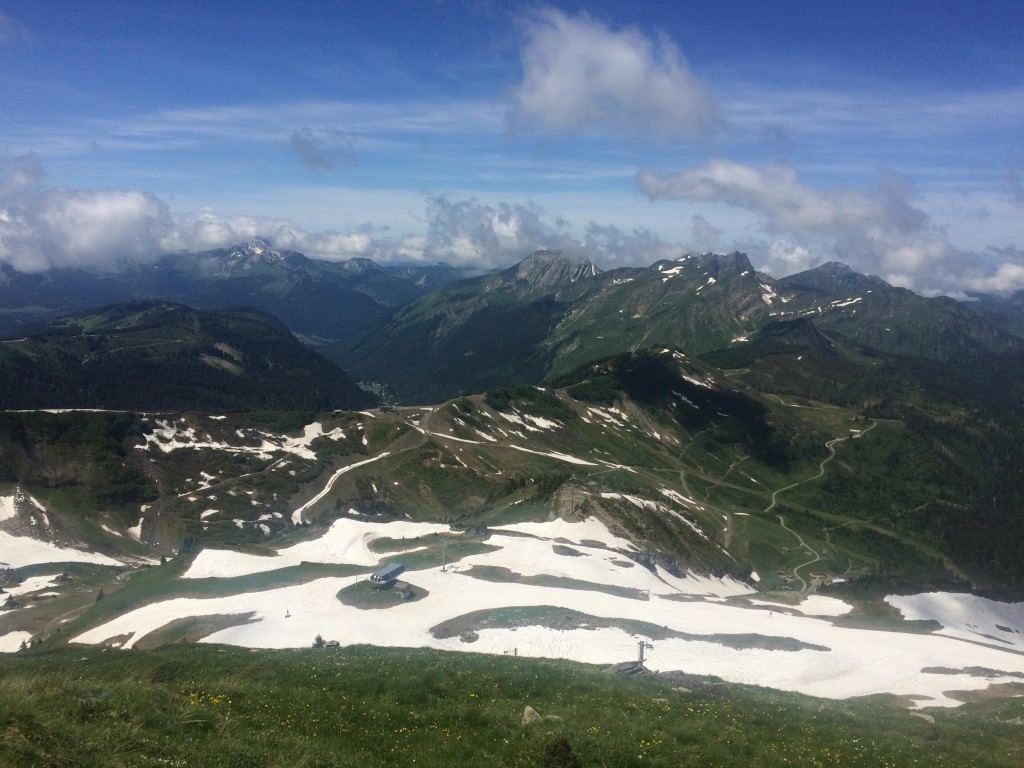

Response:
(765, 421), (878, 590)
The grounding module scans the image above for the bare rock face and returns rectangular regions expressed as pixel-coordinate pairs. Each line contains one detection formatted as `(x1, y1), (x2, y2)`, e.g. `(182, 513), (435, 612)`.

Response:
(504, 251), (599, 295)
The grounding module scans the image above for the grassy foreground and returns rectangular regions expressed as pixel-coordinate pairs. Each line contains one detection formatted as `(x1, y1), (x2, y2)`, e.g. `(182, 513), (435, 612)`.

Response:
(1, 644), (1022, 767)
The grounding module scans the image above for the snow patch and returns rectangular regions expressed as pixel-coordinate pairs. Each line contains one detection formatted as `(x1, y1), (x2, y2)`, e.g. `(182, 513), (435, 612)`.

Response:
(63, 519), (1024, 708)
(492, 516), (636, 552)
(183, 517), (454, 579)
(885, 592), (1024, 651)
(0, 530), (122, 568)
(0, 495), (15, 522)
(0, 631), (33, 653)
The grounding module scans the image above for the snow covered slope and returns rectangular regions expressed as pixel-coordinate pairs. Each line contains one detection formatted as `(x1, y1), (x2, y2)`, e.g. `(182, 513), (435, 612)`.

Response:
(63, 515), (1024, 709)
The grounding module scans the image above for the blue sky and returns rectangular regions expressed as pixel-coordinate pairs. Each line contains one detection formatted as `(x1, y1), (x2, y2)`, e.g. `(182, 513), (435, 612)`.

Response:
(1, 0), (1022, 296)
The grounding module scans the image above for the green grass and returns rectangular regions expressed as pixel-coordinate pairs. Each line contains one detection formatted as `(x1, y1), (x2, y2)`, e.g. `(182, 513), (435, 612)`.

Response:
(336, 579), (428, 609)
(3, 642), (1022, 767)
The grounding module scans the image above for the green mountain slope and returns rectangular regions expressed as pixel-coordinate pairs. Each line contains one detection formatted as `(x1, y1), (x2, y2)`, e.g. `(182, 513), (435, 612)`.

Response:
(543, 253), (777, 376)
(6, 341), (1022, 591)
(333, 251), (1018, 404)
(3, 645), (1019, 768)
(332, 251), (597, 403)
(0, 301), (375, 411)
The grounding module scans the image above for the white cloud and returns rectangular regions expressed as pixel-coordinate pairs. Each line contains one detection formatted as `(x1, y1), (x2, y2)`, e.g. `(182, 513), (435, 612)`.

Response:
(509, 8), (719, 141)
(0, 185), (172, 272)
(964, 254), (1024, 296)
(162, 208), (271, 253)
(160, 209), (408, 262)
(768, 240), (814, 272)
(421, 197), (571, 266)
(0, 159), (574, 271)
(636, 159), (970, 293)
(579, 223), (678, 266)
(2, 154), (1017, 299)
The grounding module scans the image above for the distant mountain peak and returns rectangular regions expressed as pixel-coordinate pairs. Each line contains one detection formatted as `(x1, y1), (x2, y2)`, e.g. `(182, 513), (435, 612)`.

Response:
(780, 261), (892, 296)
(340, 258), (383, 274)
(224, 239), (286, 270)
(504, 250), (600, 291)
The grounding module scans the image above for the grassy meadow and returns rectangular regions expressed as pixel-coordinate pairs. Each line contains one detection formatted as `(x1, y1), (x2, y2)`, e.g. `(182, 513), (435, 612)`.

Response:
(2, 644), (1022, 767)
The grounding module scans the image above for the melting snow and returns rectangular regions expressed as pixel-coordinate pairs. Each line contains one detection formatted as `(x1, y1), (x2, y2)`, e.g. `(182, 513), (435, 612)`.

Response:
(885, 592), (1024, 652)
(681, 373), (713, 389)
(498, 411), (560, 432)
(142, 419), (345, 462)
(0, 490), (47, 521)
(62, 517), (1024, 707)
(4, 574), (62, 597)
(586, 407), (630, 427)
(183, 517), (453, 579)
(100, 524), (124, 538)
(291, 452), (392, 524)
(492, 517), (637, 551)
(830, 296), (863, 309)
(751, 596), (853, 617)
(0, 530), (122, 568)
(660, 265), (684, 281)
(507, 445), (598, 466)
(0, 631), (33, 653)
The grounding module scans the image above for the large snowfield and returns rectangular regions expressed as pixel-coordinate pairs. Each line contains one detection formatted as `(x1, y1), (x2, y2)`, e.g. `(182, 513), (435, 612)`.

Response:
(1, 510), (1015, 709)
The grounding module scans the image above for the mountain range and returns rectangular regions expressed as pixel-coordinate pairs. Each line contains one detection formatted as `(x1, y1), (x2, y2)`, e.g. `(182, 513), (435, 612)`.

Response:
(4, 241), (1024, 732)
(331, 250), (1022, 404)
(2, 245), (1024, 591)
(0, 239), (478, 343)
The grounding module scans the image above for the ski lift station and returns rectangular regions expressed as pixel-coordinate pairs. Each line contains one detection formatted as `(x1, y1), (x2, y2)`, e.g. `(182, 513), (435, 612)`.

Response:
(369, 563), (405, 583)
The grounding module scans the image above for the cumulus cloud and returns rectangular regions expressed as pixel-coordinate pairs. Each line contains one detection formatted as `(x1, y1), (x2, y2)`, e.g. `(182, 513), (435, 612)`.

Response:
(508, 7), (719, 141)
(0, 162), (174, 272)
(162, 208), (273, 253)
(579, 223), (678, 266)
(963, 248), (1024, 296)
(5, 154), (1012, 297)
(421, 197), (572, 266)
(636, 159), (968, 292)
(0, 162), (679, 275)
(156, 208), (406, 262)
(0, 155), (579, 271)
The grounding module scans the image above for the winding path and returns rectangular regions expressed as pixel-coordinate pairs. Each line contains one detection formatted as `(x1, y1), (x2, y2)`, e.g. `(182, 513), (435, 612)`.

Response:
(766, 421), (878, 590)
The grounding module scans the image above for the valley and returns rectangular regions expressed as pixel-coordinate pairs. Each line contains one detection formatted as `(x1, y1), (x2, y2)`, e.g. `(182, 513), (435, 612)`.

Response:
(2, 249), (1024, 765)
(3, 380), (1023, 711)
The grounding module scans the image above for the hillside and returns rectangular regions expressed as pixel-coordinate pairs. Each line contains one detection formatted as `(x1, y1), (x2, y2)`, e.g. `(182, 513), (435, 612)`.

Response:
(2, 259), (1023, 716)
(332, 251), (1019, 404)
(776, 262), (1020, 359)
(4, 346), (1024, 716)
(3, 344), (1022, 587)
(0, 301), (375, 411)
(3, 644), (1021, 767)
